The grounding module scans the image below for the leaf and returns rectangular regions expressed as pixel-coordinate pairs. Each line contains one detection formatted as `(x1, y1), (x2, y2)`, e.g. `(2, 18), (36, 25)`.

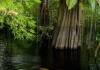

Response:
(33, 0), (41, 4)
(66, 0), (78, 10)
(89, 0), (96, 11)
(80, 2), (85, 10)
(97, 0), (100, 6)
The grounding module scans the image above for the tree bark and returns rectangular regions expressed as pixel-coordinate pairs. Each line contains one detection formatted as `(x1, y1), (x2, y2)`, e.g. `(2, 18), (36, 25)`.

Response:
(51, 0), (81, 70)
(39, 0), (50, 68)
(52, 0), (81, 49)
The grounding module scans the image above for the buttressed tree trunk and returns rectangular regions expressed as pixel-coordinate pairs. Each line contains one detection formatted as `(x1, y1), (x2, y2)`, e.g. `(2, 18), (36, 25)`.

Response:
(52, 0), (81, 49)
(51, 0), (81, 70)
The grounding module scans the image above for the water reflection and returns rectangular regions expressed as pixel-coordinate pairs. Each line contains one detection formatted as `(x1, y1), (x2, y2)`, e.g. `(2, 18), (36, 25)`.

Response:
(0, 41), (6, 70)
(0, 40), (40, 70)
(12, 55), (40, 70)
(1, 40), (100, 70)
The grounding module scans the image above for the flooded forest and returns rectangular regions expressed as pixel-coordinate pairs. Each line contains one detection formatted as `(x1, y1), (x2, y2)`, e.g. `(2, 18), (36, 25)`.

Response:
(0, 0), (100, 70)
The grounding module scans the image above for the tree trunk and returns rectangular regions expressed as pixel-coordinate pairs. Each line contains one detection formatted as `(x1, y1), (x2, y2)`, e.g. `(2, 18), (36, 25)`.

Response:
(52, 0), (81, 49)
(51, 0), (81, 70)
(39, 0), (50, 68)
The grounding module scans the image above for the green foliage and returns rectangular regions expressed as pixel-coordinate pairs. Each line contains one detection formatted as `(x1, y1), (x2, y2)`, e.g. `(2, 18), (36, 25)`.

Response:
(88, 0), (96, 11)
(66, 0), (77, 9)
(83, 6), (100, 43)
(33, 0), (41, 3)
(97, 0), (100, 6)
(0, 0), (41, 40)
(65, 0), (100, 44)
(65, 0), (100, 10)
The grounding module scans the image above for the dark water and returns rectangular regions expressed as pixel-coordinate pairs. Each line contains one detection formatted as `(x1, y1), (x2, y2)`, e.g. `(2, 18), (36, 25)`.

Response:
(0, 40), (100, 70)
(11, 55), (40, 70)
(0, 40), (41, 70)
(0, 41), (6, 70)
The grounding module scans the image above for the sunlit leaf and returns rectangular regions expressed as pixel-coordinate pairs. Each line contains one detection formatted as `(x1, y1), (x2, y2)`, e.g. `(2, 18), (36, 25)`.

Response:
(89, 0), (96, 11)
(66, 0), (78, 10)
(33, 0), (41, 4)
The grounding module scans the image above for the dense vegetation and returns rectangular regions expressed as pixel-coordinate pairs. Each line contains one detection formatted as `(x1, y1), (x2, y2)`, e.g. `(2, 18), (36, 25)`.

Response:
(0, 0), (100, 70)
(0, 0), (41, 40)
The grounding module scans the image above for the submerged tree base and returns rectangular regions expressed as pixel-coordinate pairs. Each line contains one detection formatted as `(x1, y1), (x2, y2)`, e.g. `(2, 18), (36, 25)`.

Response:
(49, 47), (80, 70)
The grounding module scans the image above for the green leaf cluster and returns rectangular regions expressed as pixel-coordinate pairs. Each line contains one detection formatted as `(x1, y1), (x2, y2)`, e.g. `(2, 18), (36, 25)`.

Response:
(66, 0), (100, 10)
(66, 0), (77, 9)
(0, 0), (41, 40)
